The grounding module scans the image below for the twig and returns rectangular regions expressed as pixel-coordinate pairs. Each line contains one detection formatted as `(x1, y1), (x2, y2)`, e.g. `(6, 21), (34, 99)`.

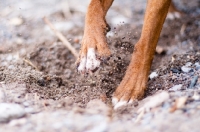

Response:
(23, 58), (39, 71)
(43, 17), (78, 58)
(135, 109), (144, 123)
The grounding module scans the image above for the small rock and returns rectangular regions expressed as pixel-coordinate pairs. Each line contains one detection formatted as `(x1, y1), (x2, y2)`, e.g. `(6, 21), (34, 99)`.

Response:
(73, 38), (80, 43)
(170, 68), (181, 74)
(170, 97), (187, 112)
(9, 17), (23, 26)
(6, 55), (13, 61)
(196, 66), (200, 70)
(192, 92), (200, 101)
(15, 38), (24, 45)
(24, 108), (36, 114)
(8, 65), (15, 70)
(149, 72), (158, 79)
(37, 77), (46, 86)
(185, 62), (192, 67)
(194, 62), (200, 67)
(181, 66), (192, 73)
(195, 62), (200, 70)
(189, 76), (199, 88)
(169, 84), (182, 91)
(156, 46), (165, 54)
(106, 32), (114, 37)
(138, 91), (169, 112)
(23, 102), (30, 107)
(0, 103), (25, 123)
(9, 118), (27, 126)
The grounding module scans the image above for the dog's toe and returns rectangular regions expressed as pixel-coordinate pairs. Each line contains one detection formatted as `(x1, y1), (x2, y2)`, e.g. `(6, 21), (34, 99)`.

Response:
(77, 48), (100, 73)
(86, 48), (100, 71)
(167, 12), (181, 20)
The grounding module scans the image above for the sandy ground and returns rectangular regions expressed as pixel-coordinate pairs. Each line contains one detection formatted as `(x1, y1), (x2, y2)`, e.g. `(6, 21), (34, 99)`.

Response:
(0, 0), (200, 131)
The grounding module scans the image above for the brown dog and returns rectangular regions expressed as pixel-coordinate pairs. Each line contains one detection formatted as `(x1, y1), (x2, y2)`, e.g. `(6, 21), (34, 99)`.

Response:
(77, 0), (180, 109)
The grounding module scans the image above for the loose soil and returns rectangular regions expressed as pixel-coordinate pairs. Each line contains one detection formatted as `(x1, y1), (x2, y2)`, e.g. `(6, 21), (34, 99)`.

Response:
(0, 0), (200, 131)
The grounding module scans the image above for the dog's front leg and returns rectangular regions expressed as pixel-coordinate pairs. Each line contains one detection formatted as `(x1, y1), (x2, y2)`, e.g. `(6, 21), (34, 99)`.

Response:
(77, 0), (114, 73)
(113, 0), (171, 109)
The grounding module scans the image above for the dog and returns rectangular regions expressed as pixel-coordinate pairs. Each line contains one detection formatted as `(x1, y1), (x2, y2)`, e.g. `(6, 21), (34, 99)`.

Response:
(76, 0), (181, 109)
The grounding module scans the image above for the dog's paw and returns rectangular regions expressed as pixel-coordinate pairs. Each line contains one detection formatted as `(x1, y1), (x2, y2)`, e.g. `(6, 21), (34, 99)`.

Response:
(76, 9), (111, 73)
(76, 26), (111, 73)
(112, 97), (134, 109)
(111, 50), (149, 110)
(77, 48), (100, 73)
(167, 11), (181, 20)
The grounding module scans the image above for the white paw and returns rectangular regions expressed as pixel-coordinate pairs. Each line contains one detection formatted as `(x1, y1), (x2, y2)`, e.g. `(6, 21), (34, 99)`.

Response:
(78, 48), (100, 73)
(167, 12), (181, 20)
(112, 97), (134, 110)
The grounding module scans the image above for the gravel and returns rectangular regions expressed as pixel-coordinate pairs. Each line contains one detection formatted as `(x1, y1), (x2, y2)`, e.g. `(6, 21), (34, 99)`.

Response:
(0, 103), (25, 123)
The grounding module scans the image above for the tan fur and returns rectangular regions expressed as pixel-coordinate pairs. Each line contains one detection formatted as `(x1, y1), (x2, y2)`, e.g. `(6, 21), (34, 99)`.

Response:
(78, 0), (179, 103)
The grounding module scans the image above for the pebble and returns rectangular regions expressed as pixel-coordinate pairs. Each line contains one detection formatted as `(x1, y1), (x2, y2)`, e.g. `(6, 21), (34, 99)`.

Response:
(169, 84), (183, 91)
(181, 66), (192, 73)
(23, 102), (30, 107)
(156, 46), (165, 54)
(185, 62), (192, 67)
(195, 62), (200, 70)
(141, 113), (154, 125)
(8, 65), (15, 70)
(196, 66), (200, 70)
(9, 17), (23, 26)
(138, 91), (169, 112)
(149, 72), (158, 79)
(192, 92), (200, 101)
(0, 103), (25, 123)
(194, 62), (200, 67)
(24, 107), (36, 114)
(189, 76), (199, 88)
(170, 68), (181, 74)
(9, 118), (27, 126)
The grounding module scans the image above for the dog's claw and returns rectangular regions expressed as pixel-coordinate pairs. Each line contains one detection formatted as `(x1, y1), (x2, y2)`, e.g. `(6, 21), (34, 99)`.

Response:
(114, 100), (127, 110)
(167, 12), (181, 20)
(112, 97), (135, 110)
(77, 56), (86, 73)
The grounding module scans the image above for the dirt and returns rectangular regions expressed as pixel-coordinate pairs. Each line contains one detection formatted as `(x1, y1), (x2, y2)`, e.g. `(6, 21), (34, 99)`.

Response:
(0, 0), (200, 131)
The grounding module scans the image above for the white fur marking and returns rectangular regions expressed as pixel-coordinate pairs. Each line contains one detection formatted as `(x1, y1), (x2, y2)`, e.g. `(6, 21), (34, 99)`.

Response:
(86, 48), (100, 71)
(112, 97), (118, 106)
(167, 12), (181, 20)
(167, 13), (175, 20)
(114, 100), (127, 110)
(78, 56), (86, 72)
(128, 99), (133, 104)
(174, 12), (181, 18)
